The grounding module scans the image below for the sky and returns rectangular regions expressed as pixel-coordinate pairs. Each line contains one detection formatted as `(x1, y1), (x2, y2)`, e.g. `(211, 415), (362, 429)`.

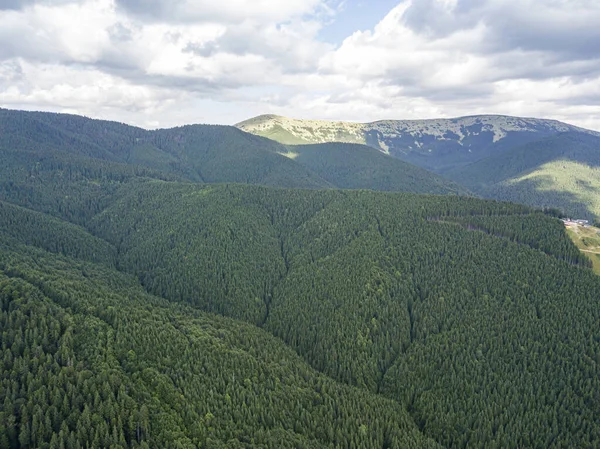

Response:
(0, 0), (599, 130)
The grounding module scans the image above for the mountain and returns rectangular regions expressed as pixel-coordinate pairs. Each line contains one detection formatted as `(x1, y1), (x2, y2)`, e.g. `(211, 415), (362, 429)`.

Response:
(0, 108), (330, 190)
(0, 108), (464, 195)
(237, 114), (600, 218)
(447, 132), (600, 219)
(236, 113), (599, 172)
(282, 142), (468, 195)
(0, 211), (437, 449)
(3, 109), (600, 447)
(2, 143), (600, 447)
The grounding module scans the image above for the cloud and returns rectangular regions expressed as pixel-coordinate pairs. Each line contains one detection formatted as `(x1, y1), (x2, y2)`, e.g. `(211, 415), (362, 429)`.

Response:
(302, 0), (600, 126)
(0, 0), (333, 92)
(0, 0), (29, 10)
(114, 0), (330, 24)
(401, 0), (600, 58)
(0, 0), (599, 131)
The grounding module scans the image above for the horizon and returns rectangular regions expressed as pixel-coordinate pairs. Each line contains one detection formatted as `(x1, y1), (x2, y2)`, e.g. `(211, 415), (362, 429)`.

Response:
(1, 0), (599, 130)
(3, 105), (599, 133)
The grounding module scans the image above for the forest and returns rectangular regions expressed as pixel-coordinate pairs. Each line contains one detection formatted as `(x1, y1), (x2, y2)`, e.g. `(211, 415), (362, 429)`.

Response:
(1, 109), (600, 448)
(447, 132), (600, 220)
(0, 108), (462, 195)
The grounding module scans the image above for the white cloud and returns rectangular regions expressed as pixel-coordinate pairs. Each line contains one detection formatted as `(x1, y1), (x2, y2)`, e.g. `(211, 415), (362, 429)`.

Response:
(281, 0), (600, 128)
(114, 0), (330, 24)
(0, 59), (177, 114)
(0, 0), (599, 130)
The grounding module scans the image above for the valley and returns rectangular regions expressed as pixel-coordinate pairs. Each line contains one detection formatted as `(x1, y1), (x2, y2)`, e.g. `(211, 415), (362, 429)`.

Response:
(1, 108), (600, 448)
(2, 0), (599, 447)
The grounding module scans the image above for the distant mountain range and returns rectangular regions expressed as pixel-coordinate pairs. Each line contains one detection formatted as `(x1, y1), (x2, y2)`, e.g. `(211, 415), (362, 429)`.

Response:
(237, 114), (600, 218)
(0, 108), (465, 196)
(236, 114), (599, 170)
(2, 107), (599, 218)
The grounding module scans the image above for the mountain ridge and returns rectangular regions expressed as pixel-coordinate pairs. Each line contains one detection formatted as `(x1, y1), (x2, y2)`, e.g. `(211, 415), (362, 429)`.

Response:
(0, 107), (464, 196)
(236, 113), (600, 150)
(237, 113), (600, 218)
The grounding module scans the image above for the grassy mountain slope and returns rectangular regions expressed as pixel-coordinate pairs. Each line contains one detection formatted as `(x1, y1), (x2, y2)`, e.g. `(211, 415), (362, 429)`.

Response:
(483, 160), (600, 219)
(236, 114), (598, 171)
(237, 113), (600, 218)
(448, 132), (600, 186)
(287, 142), (469, 195)
(236, 114), (365, 146)
(449, 133), (600, 218)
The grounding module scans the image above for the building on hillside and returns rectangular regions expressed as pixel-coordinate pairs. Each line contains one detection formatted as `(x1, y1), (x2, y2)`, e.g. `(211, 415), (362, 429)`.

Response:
(562, 218), (590, 227)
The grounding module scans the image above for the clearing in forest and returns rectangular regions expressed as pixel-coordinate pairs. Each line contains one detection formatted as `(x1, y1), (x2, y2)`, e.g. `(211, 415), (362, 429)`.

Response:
(566, 223), (600, 275)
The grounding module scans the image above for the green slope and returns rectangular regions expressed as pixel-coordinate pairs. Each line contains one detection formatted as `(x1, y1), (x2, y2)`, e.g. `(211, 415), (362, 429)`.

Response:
(0, 238), (437, 448)
(239, 113), (600, 217)
(85, 181), (600, 448)
(147, 125), (332, 188)
(255, 123), (311, 145)
(0, 108), (331, 189)
(0, 108), (468, 195)
(0, 147), (179, 225)
(0, 200), (116, 265)
(482, 160), (600, 219)
(3, 174), (600, 447)
(288, 142), (469, 195)
(236, 114), (599, 172)
(448, 132), (600, 185)
(448, 132), (600, 218)
(2, 110), (600, 448)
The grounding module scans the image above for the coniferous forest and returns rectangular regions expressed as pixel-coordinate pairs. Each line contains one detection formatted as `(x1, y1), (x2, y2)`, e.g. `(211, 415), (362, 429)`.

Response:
(1, 109), (600, 448)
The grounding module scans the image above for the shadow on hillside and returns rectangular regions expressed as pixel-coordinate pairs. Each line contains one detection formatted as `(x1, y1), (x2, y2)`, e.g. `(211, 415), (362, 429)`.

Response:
(482, 176), (597, 220)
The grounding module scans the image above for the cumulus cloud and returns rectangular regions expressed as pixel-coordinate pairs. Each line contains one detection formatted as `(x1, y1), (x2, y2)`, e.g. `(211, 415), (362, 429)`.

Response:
(0, 0), (599, 130)
(303, 0), (600, 127)
(114, 0), (332, 24)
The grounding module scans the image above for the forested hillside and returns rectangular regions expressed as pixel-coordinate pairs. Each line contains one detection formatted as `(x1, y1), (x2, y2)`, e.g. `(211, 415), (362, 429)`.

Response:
(447, 132), (600, 219)
(287, 142), (468, 195)
(1, 109), (600, 448)
(0, 238), (438, 448)
(0, 108), (330, 189)
(0, 108), (463, 196)
(238, 113), (600, 219)
(87, 183), (600, 448)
